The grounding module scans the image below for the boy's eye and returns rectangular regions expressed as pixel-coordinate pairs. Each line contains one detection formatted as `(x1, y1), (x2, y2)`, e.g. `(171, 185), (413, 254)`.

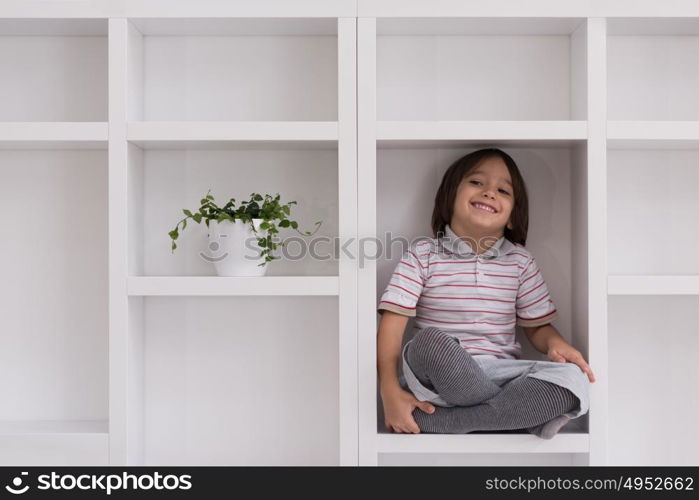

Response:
(470, 180), (510, 195)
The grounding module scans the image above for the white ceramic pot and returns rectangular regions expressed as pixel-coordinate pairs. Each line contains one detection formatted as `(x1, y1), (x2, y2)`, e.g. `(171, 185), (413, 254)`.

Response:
(206, 218), (267, 276)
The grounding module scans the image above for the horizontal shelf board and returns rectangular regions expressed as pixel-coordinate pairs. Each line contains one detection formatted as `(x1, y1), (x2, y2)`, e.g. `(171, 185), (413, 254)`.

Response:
(127, 121), (338, 148)
(128, 276), (340, 296)
(608, 18), (699, 36)
(0, 122), (108, 149)
(608, 275), (699, 295)
(0, 420), (108, 435)
(377, 432), (589, 454)
(377, 121), (587, 148)
(376, 17), (586, 36)
(124, 2), (354, 20)
(608, 121), (699, 149)
(0, 18), (107, 36)
(130, 17), (338, 36)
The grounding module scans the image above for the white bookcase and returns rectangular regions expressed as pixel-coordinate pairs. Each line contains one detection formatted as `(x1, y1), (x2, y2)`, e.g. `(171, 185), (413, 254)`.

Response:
(1, 0), (698, 467)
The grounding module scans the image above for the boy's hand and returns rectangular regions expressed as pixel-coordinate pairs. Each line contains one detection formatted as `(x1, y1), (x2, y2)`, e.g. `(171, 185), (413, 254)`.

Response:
(382, 387), (435, 433)
(547, 338), (596, 383)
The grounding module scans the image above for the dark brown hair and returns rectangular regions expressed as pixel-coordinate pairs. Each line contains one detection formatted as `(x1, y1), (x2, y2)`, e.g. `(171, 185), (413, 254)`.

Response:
(430, 148), (529, 245)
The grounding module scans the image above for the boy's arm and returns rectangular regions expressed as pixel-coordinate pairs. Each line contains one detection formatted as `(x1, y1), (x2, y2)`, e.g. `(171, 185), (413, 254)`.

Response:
(377, 310), (410, 397)
(522, 323), (563, 354)
(523, 323), (596, 382)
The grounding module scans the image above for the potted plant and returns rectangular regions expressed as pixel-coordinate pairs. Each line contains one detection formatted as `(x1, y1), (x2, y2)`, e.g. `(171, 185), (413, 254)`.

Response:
(168, 190), (322, 277)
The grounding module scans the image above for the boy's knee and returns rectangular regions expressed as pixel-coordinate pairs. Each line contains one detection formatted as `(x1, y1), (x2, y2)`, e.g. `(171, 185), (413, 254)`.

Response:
(413, 327), (457, 348)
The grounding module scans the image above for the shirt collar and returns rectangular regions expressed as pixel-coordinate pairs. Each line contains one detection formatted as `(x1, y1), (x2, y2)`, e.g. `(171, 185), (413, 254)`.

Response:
(439, 224), (515, 259)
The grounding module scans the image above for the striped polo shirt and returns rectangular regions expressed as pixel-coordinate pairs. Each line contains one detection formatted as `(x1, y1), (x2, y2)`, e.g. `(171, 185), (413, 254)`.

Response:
(377, 224), (558, 359)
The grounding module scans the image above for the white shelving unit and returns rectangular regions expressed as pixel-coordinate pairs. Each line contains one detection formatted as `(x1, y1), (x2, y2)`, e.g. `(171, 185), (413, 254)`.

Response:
(2, 0), (698, 466)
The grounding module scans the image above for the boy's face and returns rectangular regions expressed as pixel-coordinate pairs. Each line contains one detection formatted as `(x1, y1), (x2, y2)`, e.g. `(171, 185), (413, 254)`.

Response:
(452, 156), (515, 237)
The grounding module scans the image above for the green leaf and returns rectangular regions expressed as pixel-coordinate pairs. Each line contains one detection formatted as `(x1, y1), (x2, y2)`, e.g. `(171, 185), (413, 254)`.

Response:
(192, 213), (202, 223)
(168, 229), (179, 240)
(290, 221), (298, 229)
(278, 219), (290, 228)
(183, 209), (193, 217)
(171, 241), (177, 251)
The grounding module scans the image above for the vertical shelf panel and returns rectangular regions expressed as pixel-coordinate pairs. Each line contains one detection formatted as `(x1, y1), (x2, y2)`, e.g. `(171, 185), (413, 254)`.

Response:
(586, 17), (609, 466)
(337, 16), (359, 466)
(108, 17), (132, 465)
(357, 16), (378, 466)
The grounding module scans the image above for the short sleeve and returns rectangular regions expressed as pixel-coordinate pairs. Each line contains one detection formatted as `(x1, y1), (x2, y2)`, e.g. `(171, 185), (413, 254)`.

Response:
(377, 244), (429, 317)
(516, 255), (558, 327)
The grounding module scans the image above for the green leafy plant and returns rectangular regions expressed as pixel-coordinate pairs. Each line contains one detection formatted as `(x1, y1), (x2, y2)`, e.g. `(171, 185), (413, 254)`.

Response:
(168, 190), (322, 266)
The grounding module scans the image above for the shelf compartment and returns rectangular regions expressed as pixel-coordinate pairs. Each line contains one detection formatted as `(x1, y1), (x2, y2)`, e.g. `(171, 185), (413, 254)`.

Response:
(127, 144), (338, 277)
(127, 121), (338, 150)
(608, 148), (699, 275)
(0, 122), (108, 149)
(0, 149), (108, 438)
(127, 18), (338, 122)
(608, 296), (699, 465)
(0, 19), (107, 122)
(607, 121), (699, 149)
(608, 18), (699, 121)
(376, 17), (588, 121)
(128, 295), (339, 465)
(129, 276), (339, 296)
(608, 276), (699, 295)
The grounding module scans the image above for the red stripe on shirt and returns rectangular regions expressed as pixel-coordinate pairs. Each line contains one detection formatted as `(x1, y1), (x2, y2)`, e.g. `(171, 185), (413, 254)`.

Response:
(483, 273), (518, 279)
(379, 300), (416, 310)
(520, 269), (541, 286)
(430, 259), (477, 265)
(399, 260), (417, 271)
(407, 250), (427, 269)
(393, 272), (422, 286)
(517, 292), (550, 310)
(416, 315), (516, 326)
(387, 283), (420, 298)
(421, 294), (515, 303)
(465, 346), (507, 354)
(424, 283), (518, 291)
(517, 280), (545, 300)
(419, 304), (512, 315)
(429, 271), (477, 278)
